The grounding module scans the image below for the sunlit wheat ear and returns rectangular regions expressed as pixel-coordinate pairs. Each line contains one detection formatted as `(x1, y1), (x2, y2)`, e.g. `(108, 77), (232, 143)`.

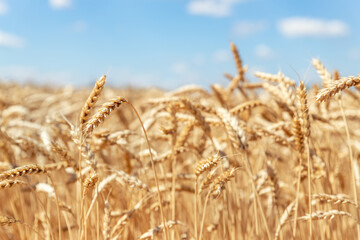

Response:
(230, 42), (244, 81)
(0, 216), (19, 226)
(216, 107), (248, 150)
(200, 168), (217, 193)
(229, 100), (264, 115)
(297, 210), (356, 222)
(195, 153), (220, 177)
(296, 81), (310, 137)
(174, 120), (195, 150)
(0, 179), (25, 189)
(312, 58), (332, 87)
(316, 75), (360, 102)
(266, 161), (280, 206)
(210, 167), (236, 198)
(0, 164), (46, 180)
(83, 96), (128, 136)
(253, 126), (292, 147)
(50, 141), (74, 167)
(312, 194), (358, 207)
(292, 117), (304, 154)
(254, 71), (295, 87)
(103, 200), (111, 240)
(83, 172), (98, 195)
(180, 98), (211, 136)
(80, 75), (106, 127)
(275, 201), (295, 240)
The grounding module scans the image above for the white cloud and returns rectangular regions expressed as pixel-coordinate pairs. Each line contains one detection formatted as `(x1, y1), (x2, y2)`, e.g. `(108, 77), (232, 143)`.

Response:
(212, 49), (230, 63)
(49, 0), (71, 9)
(0, 0), (8, 15)
(254, 44), (273, 60)
(73, 20), (87, 32)
(278, 17), (349, 38)
(0, 30), (24, 48)
(187, 0), (246, 17)
(232, 21), (267, 37)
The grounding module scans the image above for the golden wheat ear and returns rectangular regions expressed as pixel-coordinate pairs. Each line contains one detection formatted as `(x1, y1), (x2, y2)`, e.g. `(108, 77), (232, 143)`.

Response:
(195, 153), (220, 177)
(80, 75), (106, 127)
(83, 96), (128, 136)
(0, 216), (19, 226)
(316, 75), (360, 102)
(230, 42), (244, 82)
(0, 164), (46, 180)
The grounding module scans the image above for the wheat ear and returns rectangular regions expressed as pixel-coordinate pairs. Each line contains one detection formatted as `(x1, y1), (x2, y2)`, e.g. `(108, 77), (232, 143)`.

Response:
(312, 59), (332, 87)
(209, 167), (236, 197)
(0, 179), (25, 189)
(103, 200), (111, 240)
(296, 81), (312, 237)
(316, 75), (360, 102)
(83, 96), (128, 135)
(254, 71), (295, 87)
(274, 201), (295, 240)
(0, 216), (19, 226)
(230, 42), (244, 82)
(0, 164), (46, 180)
(80, 75), (106, 127)
(83, 172), (98, 195)
(195, 153), (220, 177)
(313, 193), (358, 207)
(230, 101), (264, 115)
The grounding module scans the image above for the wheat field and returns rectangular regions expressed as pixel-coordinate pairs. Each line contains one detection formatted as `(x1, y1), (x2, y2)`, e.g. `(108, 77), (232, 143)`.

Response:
(1, 43), (360, 240)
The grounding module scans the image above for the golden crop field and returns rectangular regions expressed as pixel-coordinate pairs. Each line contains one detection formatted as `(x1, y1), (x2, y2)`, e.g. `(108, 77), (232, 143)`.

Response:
(1, 43), (360, 240)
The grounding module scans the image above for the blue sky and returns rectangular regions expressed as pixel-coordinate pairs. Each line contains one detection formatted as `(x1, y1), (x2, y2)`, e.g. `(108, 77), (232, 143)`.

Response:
(0, 0), (359, 89)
